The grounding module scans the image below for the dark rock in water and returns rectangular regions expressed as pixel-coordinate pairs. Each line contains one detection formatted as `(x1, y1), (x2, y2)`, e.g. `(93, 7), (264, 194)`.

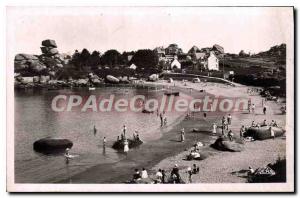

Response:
(244, 126), (285, 140)
(211, 137), (244, 152)
(42, 39), (57, 48)
(33, 138), (73, 154)
(112, 139), (143, 150)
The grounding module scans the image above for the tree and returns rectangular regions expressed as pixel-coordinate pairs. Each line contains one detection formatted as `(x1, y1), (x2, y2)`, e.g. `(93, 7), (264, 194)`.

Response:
(239, 50), (249, 57)
(87, 50), (101, 70)
(70, 48), (91, 70)
(131, 49), (159, 73)
(100, 49), (123, 67)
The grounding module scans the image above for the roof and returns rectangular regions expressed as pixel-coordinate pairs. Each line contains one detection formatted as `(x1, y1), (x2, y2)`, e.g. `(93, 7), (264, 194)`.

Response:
(213, 44), (224, 53)
(129, 63), (137, 69)
(195, 52), (206, 59)
(188, 46), (200, 54)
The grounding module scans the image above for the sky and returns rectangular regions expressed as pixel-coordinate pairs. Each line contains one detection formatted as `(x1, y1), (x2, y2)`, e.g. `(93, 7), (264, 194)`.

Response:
(7, 7), (293, 55)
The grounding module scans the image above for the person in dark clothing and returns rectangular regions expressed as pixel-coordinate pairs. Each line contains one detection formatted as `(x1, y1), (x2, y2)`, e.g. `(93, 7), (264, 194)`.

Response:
(263, 106), (267, 115)
(160, 113), (163, 127)
(162, 169), (166, 183)
(133, 169), (141, 181)
(192, 164), (199, 174)
(171, 164), (181, 183)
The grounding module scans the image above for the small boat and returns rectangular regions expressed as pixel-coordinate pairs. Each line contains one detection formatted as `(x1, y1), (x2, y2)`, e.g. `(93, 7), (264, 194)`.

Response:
(88, 87), (96, 90)
(164, 91), (180, 96)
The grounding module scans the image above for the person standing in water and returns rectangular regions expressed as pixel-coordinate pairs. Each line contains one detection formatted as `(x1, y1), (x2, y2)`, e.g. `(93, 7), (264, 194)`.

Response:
(103, 137), (107, 146)
(123, 125), (127, 138)
(65, 148), (70, 164)
(180, 128), (185, 142)
(124, 139), (129, 153)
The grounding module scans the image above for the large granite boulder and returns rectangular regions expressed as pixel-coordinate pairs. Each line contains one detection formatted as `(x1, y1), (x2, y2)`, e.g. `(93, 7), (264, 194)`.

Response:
(28, 61), (47, 72)
(41, 39), (57, 48)
(211, 137), (244, 152)
(33, 138), (73, 153)
(106, 75), (120, 84)
(15, 53), (39, 61)
(47, 48), (59, 55)
(244, 126), (285, 140)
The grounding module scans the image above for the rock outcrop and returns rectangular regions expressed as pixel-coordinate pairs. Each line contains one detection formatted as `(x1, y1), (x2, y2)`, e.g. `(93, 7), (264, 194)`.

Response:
(244, 126), (285, 140)
(14, 39), (69, 88)
(211, 137), (244, 152)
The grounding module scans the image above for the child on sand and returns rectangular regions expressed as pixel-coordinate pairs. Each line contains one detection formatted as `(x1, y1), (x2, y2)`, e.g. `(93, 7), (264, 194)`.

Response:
(212, 123), (217, 134)
(227, 114), (232, 125)
(263, 106), (267, 115)
(240, 125), (245, 139)
(228, 130), (234, 141)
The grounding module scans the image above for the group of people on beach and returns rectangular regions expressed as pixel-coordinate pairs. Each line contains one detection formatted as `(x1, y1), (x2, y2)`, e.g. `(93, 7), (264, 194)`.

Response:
(93, 124), (142, 154)
(251, 119), (278, 128)
(131, 163), (200, 184)
(211, 114), (234, 140)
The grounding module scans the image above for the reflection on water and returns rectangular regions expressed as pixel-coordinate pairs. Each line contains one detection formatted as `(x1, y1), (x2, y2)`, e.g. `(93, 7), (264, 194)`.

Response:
(14, 87), (183, 183)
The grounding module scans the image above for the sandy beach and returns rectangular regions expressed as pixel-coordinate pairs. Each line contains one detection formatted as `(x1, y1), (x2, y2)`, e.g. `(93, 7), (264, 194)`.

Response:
(149, 80), (286, 183)
(57, 80), (286, 183)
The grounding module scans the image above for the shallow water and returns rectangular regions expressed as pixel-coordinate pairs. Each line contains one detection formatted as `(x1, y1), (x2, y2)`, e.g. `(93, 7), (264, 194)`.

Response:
(14, 87), (185, 183)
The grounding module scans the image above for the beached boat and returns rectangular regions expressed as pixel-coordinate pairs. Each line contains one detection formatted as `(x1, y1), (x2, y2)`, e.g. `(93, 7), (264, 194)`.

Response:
(88, 87), (96, 90)
(164, 91), (180, 96)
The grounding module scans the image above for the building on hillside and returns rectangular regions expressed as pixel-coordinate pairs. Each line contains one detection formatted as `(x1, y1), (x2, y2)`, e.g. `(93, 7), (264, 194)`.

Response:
(154, 46), (165, 58)
(171, 57), (181, 69)
(129, 63), (137, 70)
(165, 44), (183, 55)
(212, 44), (224, 55)
(188, 45), (201, 55)
(127, 55), (133, 62)
(207, 51), (219, 71)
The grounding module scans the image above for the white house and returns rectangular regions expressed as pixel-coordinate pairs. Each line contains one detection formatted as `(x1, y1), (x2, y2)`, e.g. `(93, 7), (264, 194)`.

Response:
(129, 63), (137, 70)
(171, 57), (181, 69)
(207, 51), (219, 71)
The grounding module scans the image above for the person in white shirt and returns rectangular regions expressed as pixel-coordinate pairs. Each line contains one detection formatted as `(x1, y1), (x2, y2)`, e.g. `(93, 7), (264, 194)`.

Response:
(212, 123), (217, 134)
(141, 168), (148, 179)
(155, 169), (163, 183)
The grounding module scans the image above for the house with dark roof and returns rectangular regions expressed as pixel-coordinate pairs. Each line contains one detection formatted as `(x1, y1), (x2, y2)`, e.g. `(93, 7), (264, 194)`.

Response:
(165, 44), (183, 55)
